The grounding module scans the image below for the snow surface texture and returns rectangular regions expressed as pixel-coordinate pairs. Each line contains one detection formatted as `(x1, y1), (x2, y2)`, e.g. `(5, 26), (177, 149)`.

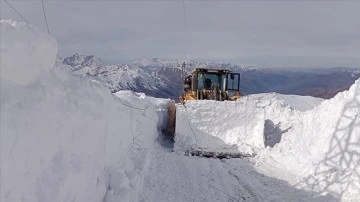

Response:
(0, 20), (168, 202)
(254, 81), (360, 201)
(0, 20), (57, 85)
(175, 93), (323, 154)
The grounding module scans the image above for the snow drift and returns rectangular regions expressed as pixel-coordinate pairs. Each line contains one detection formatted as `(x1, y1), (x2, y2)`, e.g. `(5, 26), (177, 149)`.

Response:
(256, 79), (359, 200)
(0, 20), (167, 202)
(0, 20), (57, 85)
(175, 80), (359, 200)
(174, 93), (323, 154)
(277, 79), (360, 200)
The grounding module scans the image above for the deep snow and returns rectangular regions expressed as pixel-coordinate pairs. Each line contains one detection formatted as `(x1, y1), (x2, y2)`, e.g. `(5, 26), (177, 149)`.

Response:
(175, 93), (324, 155)
(1, 20), (359, 202)
(1, 20), (166, 202)
(175, 81), (359, 201)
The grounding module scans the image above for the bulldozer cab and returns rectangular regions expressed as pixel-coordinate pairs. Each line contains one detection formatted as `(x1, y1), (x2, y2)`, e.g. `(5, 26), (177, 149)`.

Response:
(181, 68), (240, 103)
(196, 71), (222, 90)
(227, 73), (240, 91)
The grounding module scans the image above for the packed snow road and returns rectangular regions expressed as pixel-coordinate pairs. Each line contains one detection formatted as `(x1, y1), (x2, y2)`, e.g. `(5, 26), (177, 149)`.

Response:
(139, 151), (335, 202)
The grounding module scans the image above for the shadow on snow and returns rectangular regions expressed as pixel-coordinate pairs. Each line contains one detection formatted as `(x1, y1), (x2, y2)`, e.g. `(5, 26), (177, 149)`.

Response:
(297, 84), (360, 200)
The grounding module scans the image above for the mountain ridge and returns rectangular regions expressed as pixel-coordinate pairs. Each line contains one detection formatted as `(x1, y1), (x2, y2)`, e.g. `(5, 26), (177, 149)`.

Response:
(61, 53), (360, 100)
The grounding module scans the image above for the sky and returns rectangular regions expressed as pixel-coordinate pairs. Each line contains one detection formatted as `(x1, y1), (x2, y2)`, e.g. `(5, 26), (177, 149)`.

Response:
(1, 0), (360, 68)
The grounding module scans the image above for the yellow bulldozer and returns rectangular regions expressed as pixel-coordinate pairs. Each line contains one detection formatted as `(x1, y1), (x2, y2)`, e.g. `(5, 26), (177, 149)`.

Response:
(180, 67), (241, 103)
(166, 66), (242, 144)
(164, 66), (251, 158)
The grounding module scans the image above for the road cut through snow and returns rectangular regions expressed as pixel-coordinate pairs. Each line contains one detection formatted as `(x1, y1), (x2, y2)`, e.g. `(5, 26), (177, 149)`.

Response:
(1, 20), (359, 202)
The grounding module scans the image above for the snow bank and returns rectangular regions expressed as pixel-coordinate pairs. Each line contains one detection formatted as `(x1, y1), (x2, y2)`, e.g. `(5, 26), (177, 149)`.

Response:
(174, 93), (322, 154)
(0, 20), (57, 85)
(302, 80), (360, 200)
(174, 86), (359, 200)
(0, 20), (165, 202)
(263, 79), (360, 200)
(175, 100), (265, 154)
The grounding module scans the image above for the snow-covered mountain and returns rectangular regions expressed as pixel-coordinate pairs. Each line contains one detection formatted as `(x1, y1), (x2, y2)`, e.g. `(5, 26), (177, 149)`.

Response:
(61, 54), (360, 100)
(61, 54), (179, 99)
(61, 55), (266, 100)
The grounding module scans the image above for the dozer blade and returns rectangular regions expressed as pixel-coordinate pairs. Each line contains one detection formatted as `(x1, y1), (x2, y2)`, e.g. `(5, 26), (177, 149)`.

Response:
(185, 147), (256, 159)
(172, 102), (256, 159)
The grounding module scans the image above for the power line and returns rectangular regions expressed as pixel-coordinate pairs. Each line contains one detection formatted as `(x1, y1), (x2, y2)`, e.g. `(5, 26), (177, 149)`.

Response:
(41, 0), (50, 34)
(182, 0), (188, 33)
(3, 0), (29, 24)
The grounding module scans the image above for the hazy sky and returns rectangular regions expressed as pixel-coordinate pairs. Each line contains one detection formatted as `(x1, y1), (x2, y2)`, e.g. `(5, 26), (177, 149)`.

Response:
(1, 0), (360, 68)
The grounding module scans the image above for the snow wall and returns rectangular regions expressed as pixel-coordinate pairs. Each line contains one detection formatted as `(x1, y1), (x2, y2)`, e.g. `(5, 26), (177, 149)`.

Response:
(175, 93), (323, 154)
(0, 20), (167, 202)
(175, 82), (359, 200)
(256, 80), (360, 200)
